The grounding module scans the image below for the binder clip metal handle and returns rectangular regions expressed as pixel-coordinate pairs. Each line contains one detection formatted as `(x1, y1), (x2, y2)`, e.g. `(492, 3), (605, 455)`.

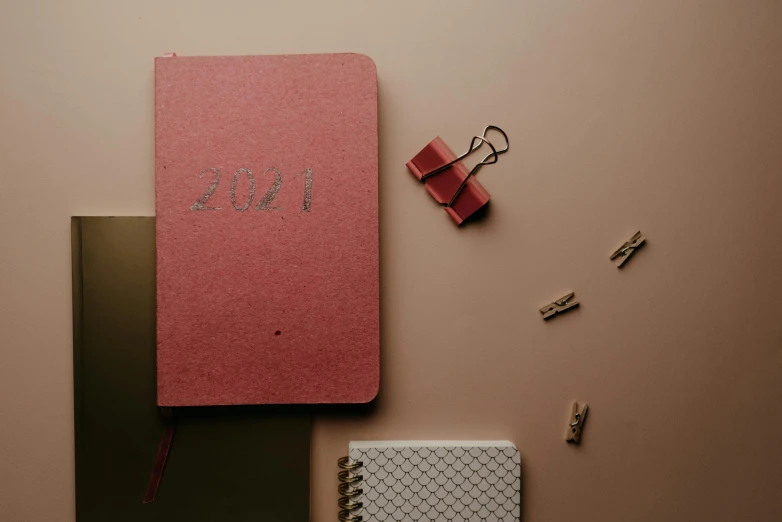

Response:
(422, 135), (498, 206)
(420, 125), (509, 181)
(406, 126), (509, 225)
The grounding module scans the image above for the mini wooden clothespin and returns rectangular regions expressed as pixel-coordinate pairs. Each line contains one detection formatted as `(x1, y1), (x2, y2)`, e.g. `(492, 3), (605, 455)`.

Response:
(610, 231), (646, 268)
(539, 292), (579, 320)
(565, 402), (588, 444)
(406, 126), (508, 225)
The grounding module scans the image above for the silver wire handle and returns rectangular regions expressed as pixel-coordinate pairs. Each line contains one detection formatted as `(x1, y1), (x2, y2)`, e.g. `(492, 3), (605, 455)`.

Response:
(420, 126), (509, 207)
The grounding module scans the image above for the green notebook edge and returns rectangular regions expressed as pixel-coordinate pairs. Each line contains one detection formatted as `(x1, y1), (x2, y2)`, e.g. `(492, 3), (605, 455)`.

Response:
(71, 217), (311, 522)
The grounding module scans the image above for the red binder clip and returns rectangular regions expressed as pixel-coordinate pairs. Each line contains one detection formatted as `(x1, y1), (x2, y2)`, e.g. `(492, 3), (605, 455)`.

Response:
(407, 126), (508, 225)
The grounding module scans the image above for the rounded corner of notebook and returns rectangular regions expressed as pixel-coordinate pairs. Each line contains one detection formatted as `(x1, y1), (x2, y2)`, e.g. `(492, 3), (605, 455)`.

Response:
(359, 380), (380, 404)
(346, 53), (377, 76)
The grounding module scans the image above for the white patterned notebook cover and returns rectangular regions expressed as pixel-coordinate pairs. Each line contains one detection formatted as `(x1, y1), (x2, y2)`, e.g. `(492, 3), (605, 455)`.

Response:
(348, 441), (521, 522)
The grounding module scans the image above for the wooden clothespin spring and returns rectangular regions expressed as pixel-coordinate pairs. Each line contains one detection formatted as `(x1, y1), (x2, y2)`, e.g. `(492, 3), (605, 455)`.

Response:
(565, 402), (588, 444)
(610, 231), (646, 268)
(540, 292), (580, 320)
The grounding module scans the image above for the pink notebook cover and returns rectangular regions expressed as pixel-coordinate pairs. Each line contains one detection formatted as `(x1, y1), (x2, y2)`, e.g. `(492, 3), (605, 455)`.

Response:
(155, 54), (379, 406)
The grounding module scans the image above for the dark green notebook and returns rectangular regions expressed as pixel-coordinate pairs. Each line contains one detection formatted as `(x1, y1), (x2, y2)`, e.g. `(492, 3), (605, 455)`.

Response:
(71, 217), (310, 522)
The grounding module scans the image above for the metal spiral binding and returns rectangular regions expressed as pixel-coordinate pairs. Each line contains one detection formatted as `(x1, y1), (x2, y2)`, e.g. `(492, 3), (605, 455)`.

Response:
(338, 456), (364, 522)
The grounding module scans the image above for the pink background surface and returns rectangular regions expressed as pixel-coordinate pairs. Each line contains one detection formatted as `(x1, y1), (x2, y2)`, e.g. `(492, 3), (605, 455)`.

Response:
(1, 1), (782, 521)
(155, 54), (379, 406)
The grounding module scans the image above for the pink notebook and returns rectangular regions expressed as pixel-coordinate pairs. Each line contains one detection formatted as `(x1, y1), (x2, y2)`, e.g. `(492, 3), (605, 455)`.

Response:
(155, 54), (379, 406)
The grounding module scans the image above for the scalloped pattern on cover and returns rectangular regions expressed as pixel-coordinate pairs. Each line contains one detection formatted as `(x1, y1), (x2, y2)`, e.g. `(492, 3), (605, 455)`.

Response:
(348, 445), (521, 522)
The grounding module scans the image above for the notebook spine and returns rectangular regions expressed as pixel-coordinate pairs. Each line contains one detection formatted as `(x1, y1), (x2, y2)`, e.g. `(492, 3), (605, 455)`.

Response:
(337, 456), (364, 522)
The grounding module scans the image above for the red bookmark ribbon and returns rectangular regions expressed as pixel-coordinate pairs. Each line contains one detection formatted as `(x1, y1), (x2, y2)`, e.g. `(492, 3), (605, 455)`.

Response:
(143, 407), (174, 504)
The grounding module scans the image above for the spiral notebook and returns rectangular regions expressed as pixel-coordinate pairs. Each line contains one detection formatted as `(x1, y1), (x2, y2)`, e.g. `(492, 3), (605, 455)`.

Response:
(339, 441), (521, 522)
